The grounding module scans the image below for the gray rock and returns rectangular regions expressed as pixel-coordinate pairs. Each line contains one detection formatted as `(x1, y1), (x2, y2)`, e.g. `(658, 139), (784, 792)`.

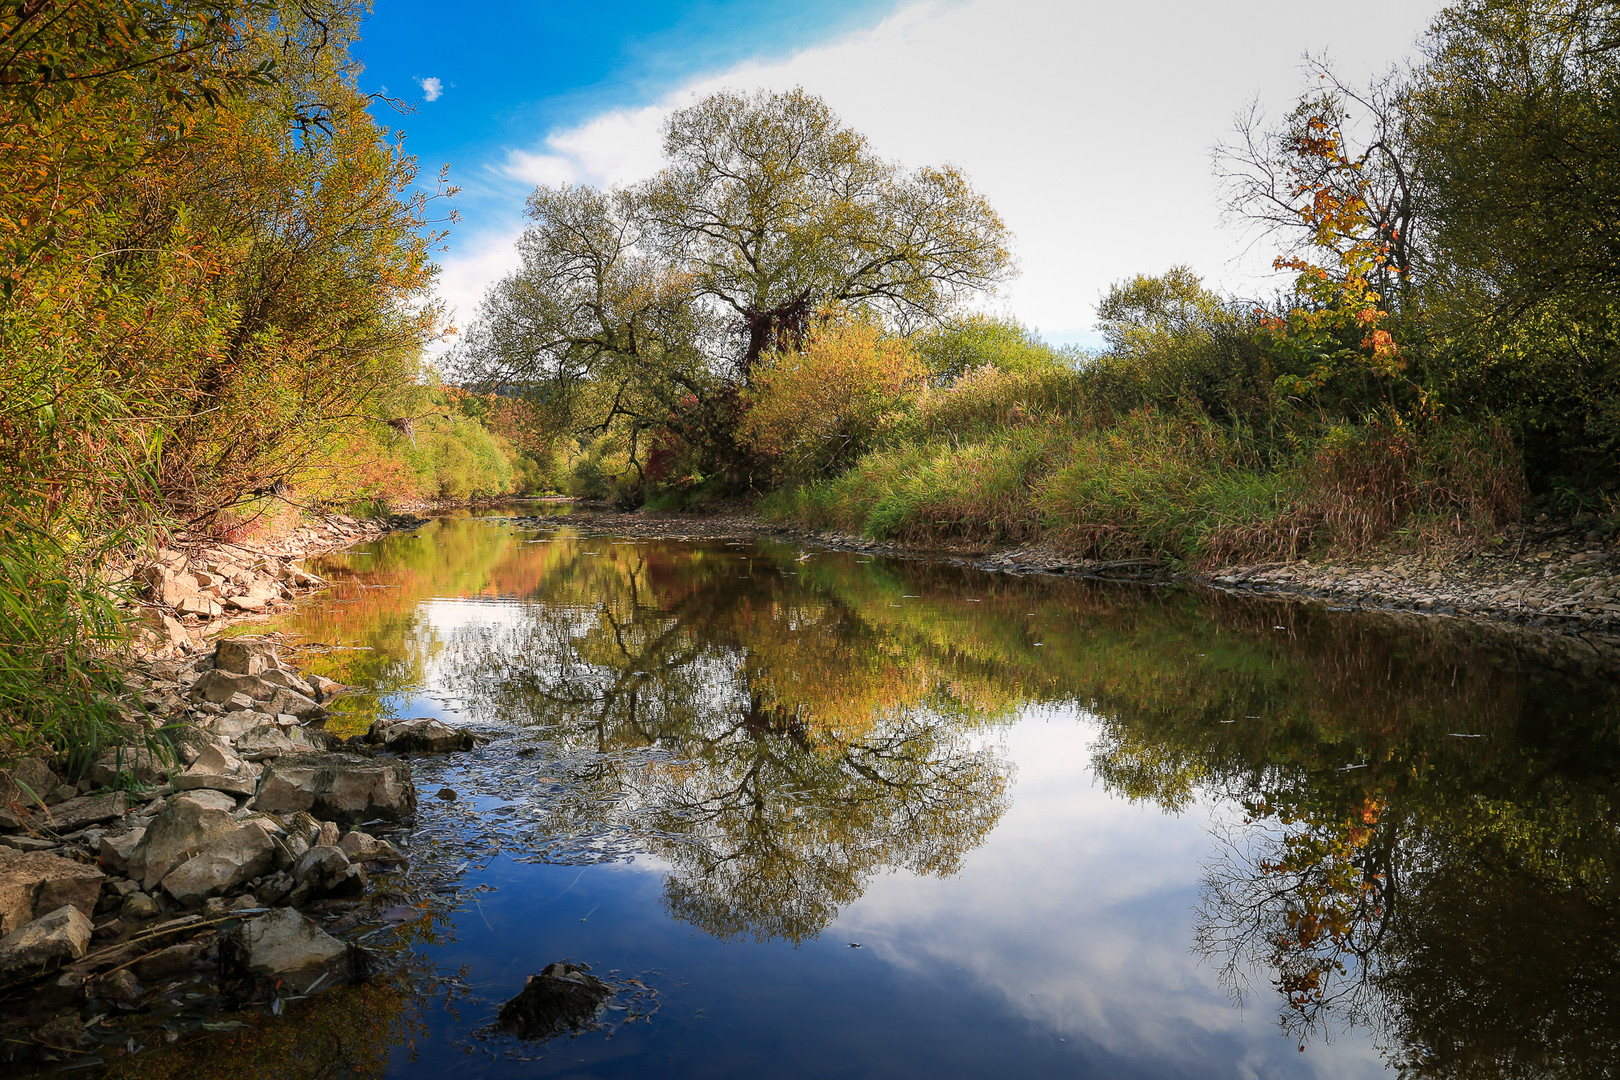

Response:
(0, 835), (57, 852)
(86, 747), (168, 789)
(260, 668), (317, 699)
(307, 675), (345, 703)
(176, 595), (222, 619)
(126, 791), (241, 890)
(220, 907), (356, 992)
(255, 871), (294, 906)
(133, 940), (206, 980)
(261, 687), (325, 721)
(209, 713), (268, 740)
(0, 849), (105, 934)
(98, 827), (147, 874)
(337, 830), (405, 864)
(497, 962), (613, 1038)
(35, 791), (127, 832)
(0, 759), (58, 809)
(235, 725), (302, 762)
(121, 892), (162, 921)
(0, 905), (93, 983)
(367, 717), (474, 754)
(251, 754), (415, 826)
(191, 669), (276, 704)
(224, 589), (277, 612)
(91, 968), (143, 1004)
(289, 845), (365, 904)
(160, 822), (276, 907)
(172, 771), (257, 798)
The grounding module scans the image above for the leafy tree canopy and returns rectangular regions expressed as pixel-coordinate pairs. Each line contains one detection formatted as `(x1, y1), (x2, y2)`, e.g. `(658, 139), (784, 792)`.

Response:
(461, 87), (1012, 487)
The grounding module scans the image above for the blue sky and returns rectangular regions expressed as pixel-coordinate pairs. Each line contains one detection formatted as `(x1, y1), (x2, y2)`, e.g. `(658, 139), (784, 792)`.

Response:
(357, 0), (1447, 351)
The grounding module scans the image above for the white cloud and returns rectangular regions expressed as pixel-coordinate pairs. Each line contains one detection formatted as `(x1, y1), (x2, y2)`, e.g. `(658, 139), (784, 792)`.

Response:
(439, 0), (1442, 346)
(419, 76), (444, 102)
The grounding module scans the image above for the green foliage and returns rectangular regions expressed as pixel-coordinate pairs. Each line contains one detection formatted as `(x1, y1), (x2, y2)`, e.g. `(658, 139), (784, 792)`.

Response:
(462, 88), (1011, 490)
(913, 316), (1069, 382)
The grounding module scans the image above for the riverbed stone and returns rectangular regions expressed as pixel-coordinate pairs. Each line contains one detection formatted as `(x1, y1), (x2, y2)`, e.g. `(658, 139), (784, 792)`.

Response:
(289, 845), (365, 905)
(0, 905), (93, 983)
(221, 907), (354, 992)
(0, 849), (105, 935)
(338, 830), (405, 864)
(307, 675), (345, 702)
(366, 717), (474, 754)
(235, 725), (302, 761)
(497, 962), (613, 1038)
(86, 747), (167, 789)
(0, 759), (58, 811)
(251, 753), (415, 825)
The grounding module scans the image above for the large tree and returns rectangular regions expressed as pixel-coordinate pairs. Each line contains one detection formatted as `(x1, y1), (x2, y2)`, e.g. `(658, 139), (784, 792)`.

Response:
(461, 87), (1012, 487)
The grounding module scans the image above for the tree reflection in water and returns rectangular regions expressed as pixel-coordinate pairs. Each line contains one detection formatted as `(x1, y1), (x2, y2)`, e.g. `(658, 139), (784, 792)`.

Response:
(428, 537), (1012, 943)
(279, 517), (1620, 1074)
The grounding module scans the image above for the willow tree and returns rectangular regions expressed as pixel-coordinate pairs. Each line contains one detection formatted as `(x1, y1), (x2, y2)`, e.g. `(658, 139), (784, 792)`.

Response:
(462, 87), (1013, 489)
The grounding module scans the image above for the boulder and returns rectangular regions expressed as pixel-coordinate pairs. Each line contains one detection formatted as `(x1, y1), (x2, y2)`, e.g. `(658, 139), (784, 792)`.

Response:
(86, 747), (167, 789)
(262, 687), (325, 721)
(35, 791), (127, 833)
(208, 713), (268, 740)
(160, 822), (276, 907)
(172, 770), (257, 798)
(307, 675), (345, 703)
(235, 725), (298, 761)
(260, 669), (317, 699)
(496, 962), (613, 1038)
(216, 639), (280, 676)
(191, 669), (276, 704)
(132, 940), (207, 980)
(176, 595), (223, 619)
(251, 754), (415, 826)
(0, 905), (93, 983)
(0, 759), (58, 809)
(222, 693), (260, 713)
(121, 892), (161, 921)
(288, 845), (365, 904)
(366, 717), (474, 754)
(98, 827), (147, 874)
(126, 790), (241, 890)
(0, 849), (105, 934)
(220, 907), (357, 992)
(337, 830), (405, 864)
(224, 589), (277, 612)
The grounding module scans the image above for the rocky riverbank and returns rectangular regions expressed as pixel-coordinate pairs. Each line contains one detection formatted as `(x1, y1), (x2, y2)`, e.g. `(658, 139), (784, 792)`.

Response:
(513, 506), (1620, 648)
(126, 511), (424, 660)
(0, 511), (481, 1068)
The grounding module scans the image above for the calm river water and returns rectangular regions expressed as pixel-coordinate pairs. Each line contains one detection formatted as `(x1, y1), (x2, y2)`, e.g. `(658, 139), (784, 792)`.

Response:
(123, 508), (1620, 1079)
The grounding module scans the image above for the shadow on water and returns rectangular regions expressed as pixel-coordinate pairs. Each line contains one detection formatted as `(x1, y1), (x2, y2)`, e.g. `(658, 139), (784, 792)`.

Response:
(103, 511), (1620, 1079)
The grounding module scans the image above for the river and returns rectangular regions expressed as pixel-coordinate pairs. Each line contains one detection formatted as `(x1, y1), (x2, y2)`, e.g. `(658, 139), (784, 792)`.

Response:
(116, 506), (1620, 1079)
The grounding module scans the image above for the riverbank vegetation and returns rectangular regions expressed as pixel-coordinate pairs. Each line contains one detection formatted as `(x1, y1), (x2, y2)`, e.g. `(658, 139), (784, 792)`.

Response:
(0, 1), (549, 760)
(467, 0), (1620, 564)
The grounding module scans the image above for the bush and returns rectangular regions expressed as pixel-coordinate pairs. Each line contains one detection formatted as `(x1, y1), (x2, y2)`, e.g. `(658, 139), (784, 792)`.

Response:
(744, 316), (927, 483)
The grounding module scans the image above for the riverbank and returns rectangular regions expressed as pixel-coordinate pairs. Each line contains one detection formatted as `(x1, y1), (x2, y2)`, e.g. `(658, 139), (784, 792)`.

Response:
(124, 511), (426, 660)
(511, 504), (1620, 647)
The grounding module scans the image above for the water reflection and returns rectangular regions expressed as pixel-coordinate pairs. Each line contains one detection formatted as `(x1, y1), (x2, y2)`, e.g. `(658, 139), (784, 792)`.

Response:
(261, 513), (1620, 1077)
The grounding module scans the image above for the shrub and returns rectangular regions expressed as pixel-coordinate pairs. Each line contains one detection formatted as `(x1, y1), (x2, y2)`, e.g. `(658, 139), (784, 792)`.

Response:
(744, 316), (927, 483)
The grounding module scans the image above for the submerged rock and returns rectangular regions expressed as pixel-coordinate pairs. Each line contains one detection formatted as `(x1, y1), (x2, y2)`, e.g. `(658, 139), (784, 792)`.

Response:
(367, 717), (474, 754)
(220, 907), (360, 992)
(0, 905), (92, 983)
(497, 962), (613, 1038)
